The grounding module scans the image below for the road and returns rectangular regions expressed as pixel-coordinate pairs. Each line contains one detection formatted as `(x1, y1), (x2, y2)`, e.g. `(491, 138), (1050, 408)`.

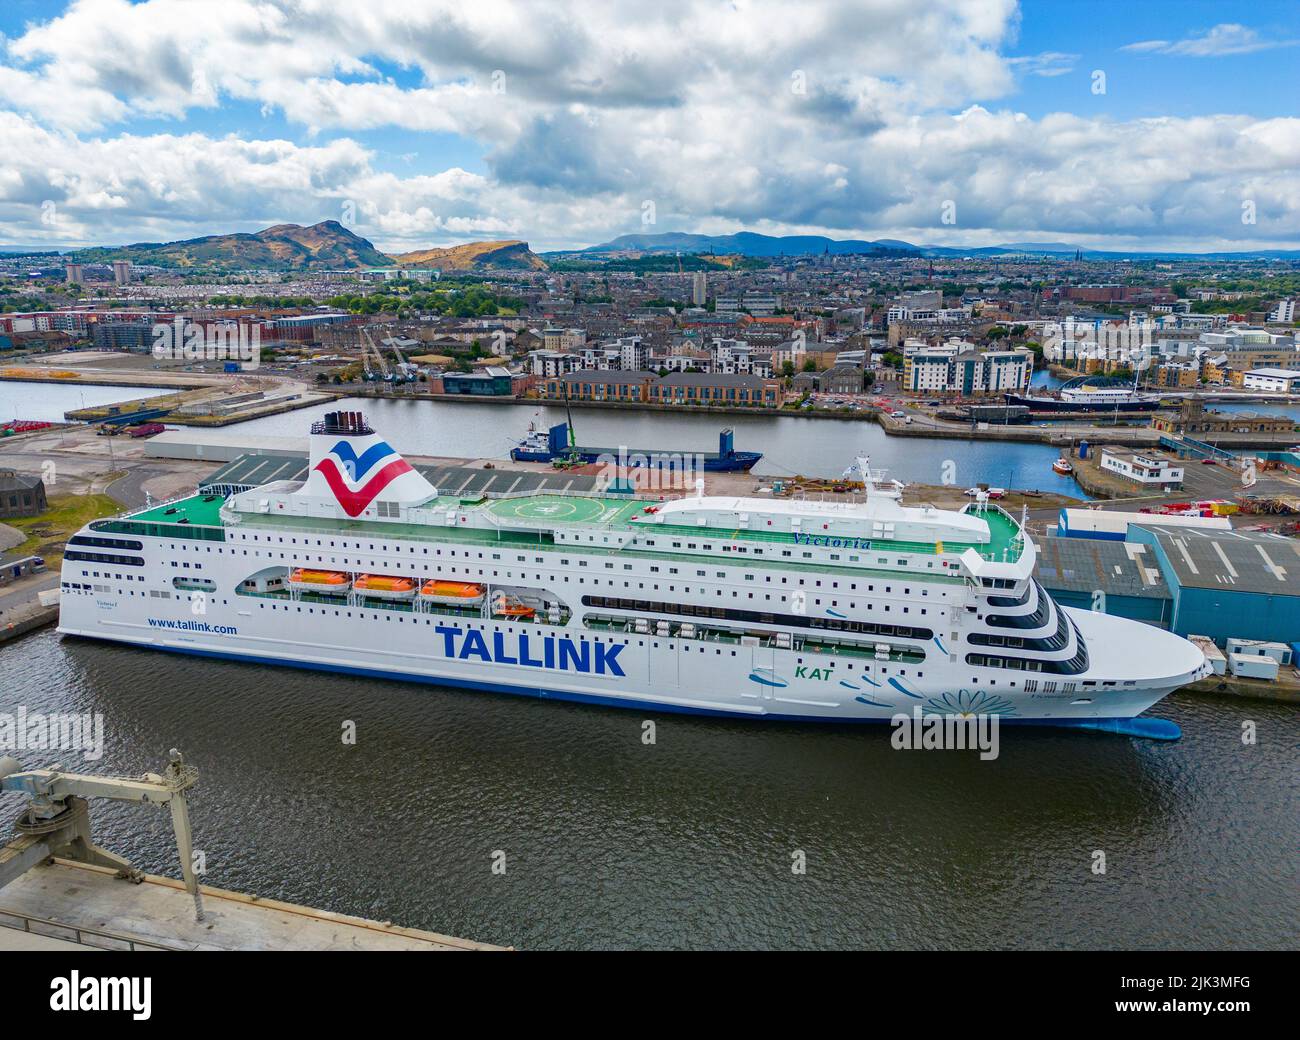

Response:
(0, 570), (58, 624)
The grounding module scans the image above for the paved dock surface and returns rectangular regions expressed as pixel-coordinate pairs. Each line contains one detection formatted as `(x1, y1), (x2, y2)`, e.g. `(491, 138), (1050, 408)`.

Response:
(0, 859), (505, 951)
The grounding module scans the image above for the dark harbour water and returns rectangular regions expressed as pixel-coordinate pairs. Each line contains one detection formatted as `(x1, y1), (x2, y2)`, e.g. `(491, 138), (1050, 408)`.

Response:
(224, 396), (1088, 494)
(2, 628), (1295, 950)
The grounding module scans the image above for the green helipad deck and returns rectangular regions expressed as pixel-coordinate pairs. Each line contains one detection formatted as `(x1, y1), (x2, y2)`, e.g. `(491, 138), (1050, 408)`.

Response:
(486, 495), (646, 527)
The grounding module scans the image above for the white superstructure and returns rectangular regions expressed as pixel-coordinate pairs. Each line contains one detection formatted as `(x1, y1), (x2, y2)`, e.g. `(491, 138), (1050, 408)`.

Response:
(57, 412), (1210, 736)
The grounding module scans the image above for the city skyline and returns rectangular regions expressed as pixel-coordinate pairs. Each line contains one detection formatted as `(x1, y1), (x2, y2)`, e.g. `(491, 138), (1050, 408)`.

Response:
(0, 0), (1297, 254)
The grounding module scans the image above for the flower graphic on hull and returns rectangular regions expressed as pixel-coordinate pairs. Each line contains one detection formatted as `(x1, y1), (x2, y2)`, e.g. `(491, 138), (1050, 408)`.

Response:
(924, 689), (1018, 718)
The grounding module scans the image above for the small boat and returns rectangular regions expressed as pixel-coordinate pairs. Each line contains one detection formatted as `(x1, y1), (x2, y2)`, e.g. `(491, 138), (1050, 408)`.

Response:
(419, 580), (486, 606)
(496, 604), (536, 619)
(288, 568), (351, 594)
(1052, 458), (1074, 475)
(354, 574), (417, 600)
(492, 591), (538, 619)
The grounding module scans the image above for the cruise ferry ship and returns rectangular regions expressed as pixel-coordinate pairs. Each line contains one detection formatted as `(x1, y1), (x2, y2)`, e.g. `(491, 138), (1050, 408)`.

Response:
(57, 412), (1210, 738)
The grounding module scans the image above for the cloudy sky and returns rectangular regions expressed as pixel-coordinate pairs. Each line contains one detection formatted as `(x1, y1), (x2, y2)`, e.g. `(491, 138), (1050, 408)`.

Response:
(0, 0), (1297, 253)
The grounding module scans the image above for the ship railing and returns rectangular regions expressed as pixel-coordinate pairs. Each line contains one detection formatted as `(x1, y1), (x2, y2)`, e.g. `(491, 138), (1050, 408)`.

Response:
(110, 488), (207, 522)
(961, 500), (1027, 562)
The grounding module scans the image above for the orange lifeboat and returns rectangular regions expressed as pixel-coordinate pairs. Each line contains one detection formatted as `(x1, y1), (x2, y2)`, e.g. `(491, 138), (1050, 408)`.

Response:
(354, 574), (418, 600)
(287, 569), (351, 595)
(419, 580), (487, 606)
(496, 604), (536, 619)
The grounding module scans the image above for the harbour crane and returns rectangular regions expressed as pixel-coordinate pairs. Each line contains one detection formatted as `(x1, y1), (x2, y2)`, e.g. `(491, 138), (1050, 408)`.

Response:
(0, 749), (206, 921)
(359, 326), (391, 383)
(383, 333), (418, 384)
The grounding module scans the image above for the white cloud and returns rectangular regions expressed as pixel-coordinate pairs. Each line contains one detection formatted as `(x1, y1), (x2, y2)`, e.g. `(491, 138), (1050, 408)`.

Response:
(0, 1), (1296, 252)
(1006, 52), (1079, 78)
(1121, 23), (1299, 57)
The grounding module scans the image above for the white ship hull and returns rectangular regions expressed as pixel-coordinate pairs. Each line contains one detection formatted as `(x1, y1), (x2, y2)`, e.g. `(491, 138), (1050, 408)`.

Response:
(56, 411), (1210, 738)
(57, 578), (1205, 728)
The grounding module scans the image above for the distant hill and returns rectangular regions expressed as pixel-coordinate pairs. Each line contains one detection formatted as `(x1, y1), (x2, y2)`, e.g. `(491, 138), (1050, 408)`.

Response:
(71, 221), (393, 271)
(571, 231), (1300, 262)
(390, 240), (548, 271)
(575, 231), (921, 257)
(59, 223), (1300, 271)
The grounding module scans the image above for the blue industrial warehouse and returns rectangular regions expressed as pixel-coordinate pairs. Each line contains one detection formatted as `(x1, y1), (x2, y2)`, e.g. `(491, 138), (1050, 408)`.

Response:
(1040, 522), (1299, 647)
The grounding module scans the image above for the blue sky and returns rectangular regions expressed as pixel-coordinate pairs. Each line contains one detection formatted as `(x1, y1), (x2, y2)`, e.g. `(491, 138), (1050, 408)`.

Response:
(0, 0), (1296, 252)
(1009, 0), (1299, 120)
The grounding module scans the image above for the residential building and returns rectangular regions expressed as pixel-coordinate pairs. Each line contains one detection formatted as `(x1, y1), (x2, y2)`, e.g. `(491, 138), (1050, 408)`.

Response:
(902, 339), (1032, 396)
(91, 319), (156, 352)
(541, 371), (657, 403)
(542, 327), (587, 352)
(1267, 299), (1295, 324)
(648, 372), (781, 407)
(691, 271), (707, 307)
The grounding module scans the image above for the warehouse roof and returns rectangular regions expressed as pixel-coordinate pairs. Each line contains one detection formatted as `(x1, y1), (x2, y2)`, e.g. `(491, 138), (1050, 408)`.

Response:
(1135, 526), (1300, 595)
(1036, 533), (1171, 600)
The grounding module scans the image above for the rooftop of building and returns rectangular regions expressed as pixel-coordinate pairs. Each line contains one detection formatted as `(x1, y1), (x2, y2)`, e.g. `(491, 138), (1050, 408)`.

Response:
(0, 470), (44, 492)
(1134, 525), (1300, 595)
(1036, 533), (1170, 600)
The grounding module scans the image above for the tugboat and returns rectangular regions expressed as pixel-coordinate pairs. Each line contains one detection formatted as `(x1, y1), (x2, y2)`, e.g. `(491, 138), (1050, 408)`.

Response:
(1052, 457), (1074, 475)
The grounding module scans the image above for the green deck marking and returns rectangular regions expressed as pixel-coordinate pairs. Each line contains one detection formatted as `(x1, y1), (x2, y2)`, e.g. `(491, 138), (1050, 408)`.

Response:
(129, 494), (227, 527)
(487, 495), (646, 527)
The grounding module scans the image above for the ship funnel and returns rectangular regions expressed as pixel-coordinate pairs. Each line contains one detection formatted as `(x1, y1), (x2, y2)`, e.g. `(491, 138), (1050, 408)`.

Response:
(297, 411), (438, 517)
